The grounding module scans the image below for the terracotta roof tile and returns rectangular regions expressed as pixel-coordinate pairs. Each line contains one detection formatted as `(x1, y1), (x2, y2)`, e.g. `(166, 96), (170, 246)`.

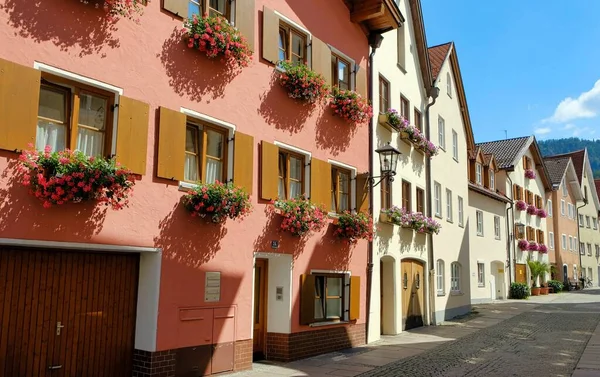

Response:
(476, 136), (531, 169)
(427, 42), (452, 81)
(543, 157), (570, 186)
(544, 150), (586, 183)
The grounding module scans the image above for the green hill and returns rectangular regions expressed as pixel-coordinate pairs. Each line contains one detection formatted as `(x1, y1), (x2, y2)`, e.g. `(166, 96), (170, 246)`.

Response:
(537, 138), (600, 178)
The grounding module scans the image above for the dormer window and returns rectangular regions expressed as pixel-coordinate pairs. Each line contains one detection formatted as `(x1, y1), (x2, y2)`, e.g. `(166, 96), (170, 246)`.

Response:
(475, 163), (482, 185)
(489, 169), (495, 190)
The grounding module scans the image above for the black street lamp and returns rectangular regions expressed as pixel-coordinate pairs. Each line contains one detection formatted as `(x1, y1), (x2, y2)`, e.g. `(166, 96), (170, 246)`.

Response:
(370, 143), (401, 187)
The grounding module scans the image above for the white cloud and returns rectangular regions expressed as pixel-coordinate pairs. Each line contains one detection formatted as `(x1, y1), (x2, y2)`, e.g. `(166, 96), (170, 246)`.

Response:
(545, 79), (600, 123)
(572, 127), (590, 137)
(563, 123), (575, 130)
(534, 127), (552, 135)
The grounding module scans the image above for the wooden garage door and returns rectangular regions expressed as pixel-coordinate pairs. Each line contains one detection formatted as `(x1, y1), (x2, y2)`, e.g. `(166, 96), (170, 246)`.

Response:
(0, 248), (139, 377)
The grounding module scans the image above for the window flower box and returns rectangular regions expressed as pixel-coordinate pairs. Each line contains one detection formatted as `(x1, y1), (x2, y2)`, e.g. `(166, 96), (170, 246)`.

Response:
(536, 208), (547, 218)
(271, 196), (326, 237)
(526, 205), (537, 215)
(277, 61), (330, 103)
(525, 169), (536, 179)
(527, 242), (539, 251)
(518, 239), (529, 251)
(380, 206), (441, 234)
(18, 146), (135, 210)
(333, 211), (374, 243)
(538, 244), (548, 254)
(183, 13), (252, 69)
(516, 200), (527, 211)
(379, 109), (438, 157)
(183, 180), (252, 223)
(330, 88), (373, 124)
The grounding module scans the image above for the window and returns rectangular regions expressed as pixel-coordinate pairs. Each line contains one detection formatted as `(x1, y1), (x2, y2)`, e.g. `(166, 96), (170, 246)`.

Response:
(278, 151), (304, 199)
(562, 180), (568, 196)
(568, 203), (574, 219)
(452, 130), (458, 161)
(477, 263), (485, 287)
(476, 210), (483, 236)
(402, 180), (411, 212)
(549, 232), (554, 249)
(314, 274), (344, 321)
(446, 72), (452, 97)
(535, 195), (542, 209)
(525, 190), (533, 205)
(537, 230), (544, 244)
(400, 96), (410, 123)
(36, 81), (113, 157)
(434, 182), (442, 217)
(416, 187), (425, 214)
(586, 216), (591, 228)
(436, 259), (445, 295)
(381, 177), (392, 210)
(561, 234), (567, 250)
(527, 226), (535, 242)
(585, 186), (588, 202)
(438, 116), (445, 149)
(379, 76), (390, 114)
(523, 156), (532, 170)
(494, 216), (501, 240)
(331, 167), (351, 213)
(594, 218), (598, 230)
(588, 243), (593, 256)
(414, 108), (422, 132)
(475, 163), (482, 185)
(458, 196), (464, 227)
(574, 266), (578, 279)
(579, 214), (584, 226)
(547, 200), (553, 217)
(446, 189), (453, 222)
(561, 200), (566, 216)
(278, 23), (307, 65)
(397, 26), (406, 69)
(580, 242), (585, 255)
(184, 123), (227, 184)
(331, 54), (351, 91)
(568, 236), (573, 250)
(187, 0), (230, 19)
(450, 263), (461, 292)
(489, 169), (495, 190)
(575, 237), (578, 251)
(513, 184), (523, 201)
(596, 244), (600, 257)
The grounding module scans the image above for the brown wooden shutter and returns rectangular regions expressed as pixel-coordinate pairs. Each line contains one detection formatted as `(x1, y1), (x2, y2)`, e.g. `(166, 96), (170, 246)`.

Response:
(311, 36), (332, 86)
(233, 131), (254, 194)
(300, 274), (316, 325)
(262, 6), (279, 64)
(355, 63), (367, 98)
(519, 187), (524, 201)
(356, 173), (370, 214)
(235, 0), (255, 53)
(163, 0), (188, 17)
(349, 276), (360, 320)
(0, 58), (40, 152)
(260, 140), (278, 200)
(157, 107), (186, 181)
(512, 184), (518, 200)
(115, 96), (149, 175)
(310, 158), (331, 209)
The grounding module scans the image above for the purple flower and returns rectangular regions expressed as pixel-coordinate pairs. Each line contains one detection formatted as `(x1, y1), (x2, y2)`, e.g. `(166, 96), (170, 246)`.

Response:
(536, 208), (547, 218)
(525, 169), (536, 179)
(516, 200), (527, 211)
(538, 244), (548, 253)
(526, 205), (537, 215)
(527, 242), (539, 251)
(518, 239), (529, 251)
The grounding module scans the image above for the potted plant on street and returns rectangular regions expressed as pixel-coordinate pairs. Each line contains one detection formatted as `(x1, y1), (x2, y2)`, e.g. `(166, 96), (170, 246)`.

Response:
(527, 259), (549, 296)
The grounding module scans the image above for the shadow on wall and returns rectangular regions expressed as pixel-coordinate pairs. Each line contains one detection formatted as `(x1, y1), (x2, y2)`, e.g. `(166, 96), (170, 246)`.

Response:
(0, 0), (120, 57)
(312, 223), (352, 270)
(154, 199), (228, 269)
(0, 152), (107, 240)
(314, 108), (357, 156)
(258, 72), (314, 135)
(158, 27), (241, 103)
(376, 220), (393, 256)
(440, 218), (471, 322)
(253, 206), (308, 260)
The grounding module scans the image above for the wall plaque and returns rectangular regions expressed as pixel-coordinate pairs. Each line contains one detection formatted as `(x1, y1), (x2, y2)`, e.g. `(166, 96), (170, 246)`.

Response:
(204, 272), (221, 302)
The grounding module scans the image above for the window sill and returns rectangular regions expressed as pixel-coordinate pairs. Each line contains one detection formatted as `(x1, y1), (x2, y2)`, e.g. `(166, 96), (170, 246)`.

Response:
(478, 284), (485, 288)
(459, 224), (464, 228)
(437, 292), (445, 297)
(495, 237), (501, 241)
(178, 181), (197, 192)
(309, 320), (349, 328)
(453, 157), (459, 163)
(435, 214), (442, 219)
(477, 233), (483, 237)
(446, 219), (453, 224)
(450, 291), (463, 296)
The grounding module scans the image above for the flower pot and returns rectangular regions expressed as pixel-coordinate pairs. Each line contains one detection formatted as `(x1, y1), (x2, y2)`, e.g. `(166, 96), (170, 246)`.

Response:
(378, 114), (400, 132)
(541, 287), (549, 295)
(531, 287), (541, 296)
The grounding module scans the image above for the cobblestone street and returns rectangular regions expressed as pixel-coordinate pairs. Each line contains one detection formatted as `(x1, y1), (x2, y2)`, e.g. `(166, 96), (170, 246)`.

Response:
(231, 289), (600, 377)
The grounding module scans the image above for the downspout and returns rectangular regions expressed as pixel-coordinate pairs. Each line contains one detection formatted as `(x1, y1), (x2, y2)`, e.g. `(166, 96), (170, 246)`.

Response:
(424, 86), (439, 325)
(576, 200), (588, 281)
(365, 32), (383, 344)
(506, 172), (514, 286)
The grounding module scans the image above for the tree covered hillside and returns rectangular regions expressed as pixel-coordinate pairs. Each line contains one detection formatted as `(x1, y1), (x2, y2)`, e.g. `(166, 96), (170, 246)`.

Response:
(538, 138), (600, 178)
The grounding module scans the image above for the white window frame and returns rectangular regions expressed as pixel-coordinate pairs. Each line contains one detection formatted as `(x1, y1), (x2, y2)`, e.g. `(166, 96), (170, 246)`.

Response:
(436, 259), (445, 296)
(569, 236), (573, 251)
(438, 116), (446, 150)
(561, 234), (567, 250)
(446, 72), (452, 98)
(452, 130), (458, 161)
(489, 169), (495, 190)
(568, 203), (573, 219)
(547, 199), (553, 217)
(434, 182), (442, 218)
(561, 200), (566, 216)
(476, 210), (484, 236)
(588, 243), (593, 256)
(475, 163), (482, 185)
(328, 159), (357, 214)
(274, 10), (313, 68)
(580, 242), (585, 255)
(586, 216), (591, 228)
(450, 262), (461, 293)
(494, 216), (501, 240)
(458, 196), (464, 227)
(594, 217), (598, 230)
(328, 45), (356, 91)
(477, 262), (485, 287)
(274, 141), (312, 197)
(562, 180), (568, 196)
(446, 189), (453, 222)
(549, 232), (554, 249)
(579, 214), (584, 226)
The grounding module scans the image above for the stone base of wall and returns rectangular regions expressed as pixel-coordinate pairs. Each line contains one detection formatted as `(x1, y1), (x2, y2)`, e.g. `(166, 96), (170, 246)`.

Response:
(133, 339), (252, 377)
(267, 323), (366, 362)
(434, 304), (471, 325)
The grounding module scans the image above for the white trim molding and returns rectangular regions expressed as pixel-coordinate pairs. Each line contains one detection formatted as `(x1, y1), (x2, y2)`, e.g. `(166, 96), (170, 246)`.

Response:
(328, 159), (357, 212)
(275, 141), (312, 196)
(0, 238), (160, 253)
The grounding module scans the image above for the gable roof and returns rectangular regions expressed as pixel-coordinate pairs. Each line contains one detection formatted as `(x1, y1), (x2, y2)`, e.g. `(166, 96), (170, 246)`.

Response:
(428, 42), (451, 81)
(409, 0), (434, 94)
(477, 136), (531, 169)
(543, 156), (570, 187)
(544, 149), (586, 184)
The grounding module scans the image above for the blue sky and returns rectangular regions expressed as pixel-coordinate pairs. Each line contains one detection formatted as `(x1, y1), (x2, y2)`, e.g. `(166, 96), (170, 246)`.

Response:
(421, 1), (600, 143)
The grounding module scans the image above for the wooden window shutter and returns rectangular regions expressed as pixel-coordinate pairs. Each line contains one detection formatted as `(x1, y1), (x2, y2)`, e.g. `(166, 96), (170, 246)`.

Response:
(0, 58), (40, 152)
(523, 155), (527, 169)
(310, 158), (331, 209)
(260, 140), (278, 200)
(349, 276), (360, 320)
(115, 96), (149, 175)
(519, 187), (524, 201)
(355, 64), (367, 98)
(157, 107), (186, 181)
(235, 0), (255, 53)
(163, 0), (188, 17)
(513, 184), (518, 200)
(311, 37), (332, 86)
(233, 131), (254, 195)
(300, 274), (316, 325)
(262, 6), (279, 64)
(356, 173), (370, 214)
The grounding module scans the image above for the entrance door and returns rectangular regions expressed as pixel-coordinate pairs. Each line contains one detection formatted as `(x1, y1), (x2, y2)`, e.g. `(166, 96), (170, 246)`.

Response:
(0, 247), (139, 377)
(252, 259), (268, 360)
(563, 265), (569, 283)
(515, 263), (527, 284)
(401, 260), (424, 330)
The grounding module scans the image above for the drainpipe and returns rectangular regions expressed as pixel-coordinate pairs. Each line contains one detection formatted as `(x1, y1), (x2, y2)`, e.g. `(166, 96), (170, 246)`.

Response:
(576, 200), (588, 282)
(506, 172), (514, 286)
(365, 32), (383, 345)
(424, 86), (439, 325)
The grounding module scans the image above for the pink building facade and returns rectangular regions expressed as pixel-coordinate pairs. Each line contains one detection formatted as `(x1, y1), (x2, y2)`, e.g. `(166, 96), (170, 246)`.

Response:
(0, 0), (401, 376)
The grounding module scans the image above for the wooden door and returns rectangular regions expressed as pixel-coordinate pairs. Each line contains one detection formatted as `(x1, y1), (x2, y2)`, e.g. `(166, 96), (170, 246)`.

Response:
(401, 260), (411, 328)
(0, 248), (139, 377)
(401, 260), (424, 330)
(252, 259), (268, 360)
(515, 263), (527, 284)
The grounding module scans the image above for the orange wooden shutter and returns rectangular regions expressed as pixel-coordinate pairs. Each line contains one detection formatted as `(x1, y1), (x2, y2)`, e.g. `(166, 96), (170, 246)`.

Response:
(233, 131), (254, 195)
(299, 274), (316, 325)
(356, 173), (370, 214)
(115, 96), (149, 175)
(520, 187), (524, 201)
(163, 0), (188, 17)
(355, 64), (367, 98)
(310, 158), (331, 209)
(349, 276), (360, 320)
(523, 155), (527, 169)
(260, 141), (278, 200)
(513, 184), (518, 200)
(235, 0), (255, 52)
(311, 36), (332, 86)
(262, 6), (279, 64)
(0, 58), (40, 152)
(157, 107), (186, 181)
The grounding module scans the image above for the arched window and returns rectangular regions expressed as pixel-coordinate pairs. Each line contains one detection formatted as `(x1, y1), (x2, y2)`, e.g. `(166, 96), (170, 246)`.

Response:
(436, 259), (445, 295)
(446, 72), (452, 97)
(451, 262), (461, 292)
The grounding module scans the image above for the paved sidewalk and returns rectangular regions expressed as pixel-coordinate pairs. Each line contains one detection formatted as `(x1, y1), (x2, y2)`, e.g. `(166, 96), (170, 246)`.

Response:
(230, 293), (562, 377)
(572, 288), (600, 377)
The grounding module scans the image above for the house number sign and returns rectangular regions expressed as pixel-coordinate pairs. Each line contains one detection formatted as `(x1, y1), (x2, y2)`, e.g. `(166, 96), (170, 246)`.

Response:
(205, 272), (221, 302)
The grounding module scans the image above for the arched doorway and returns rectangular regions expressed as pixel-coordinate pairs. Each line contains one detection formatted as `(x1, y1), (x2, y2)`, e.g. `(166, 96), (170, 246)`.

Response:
(490, 261), (506, 300)
(380, 256), (396, 335)
(401, 259), (424, 330)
